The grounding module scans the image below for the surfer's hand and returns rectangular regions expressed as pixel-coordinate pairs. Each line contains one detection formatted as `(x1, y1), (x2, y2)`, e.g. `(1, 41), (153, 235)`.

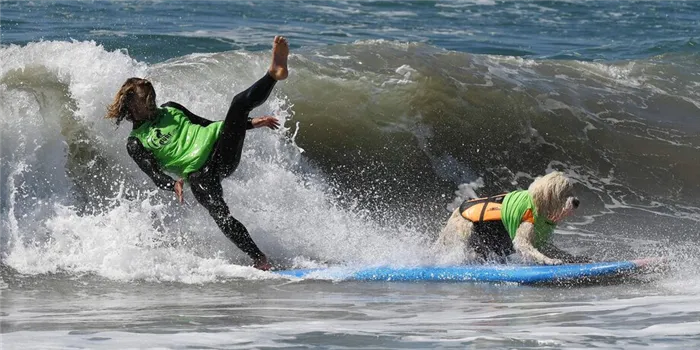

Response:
(251, 116), (280, 130)
(174, 179), (184, 204)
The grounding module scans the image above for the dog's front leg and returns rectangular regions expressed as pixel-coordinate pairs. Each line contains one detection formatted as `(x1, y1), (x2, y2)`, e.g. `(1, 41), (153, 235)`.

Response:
(512, 222), (563, 265)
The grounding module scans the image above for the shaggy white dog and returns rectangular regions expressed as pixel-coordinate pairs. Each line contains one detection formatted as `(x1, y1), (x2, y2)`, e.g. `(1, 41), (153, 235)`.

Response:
(436, 172), (586, 265)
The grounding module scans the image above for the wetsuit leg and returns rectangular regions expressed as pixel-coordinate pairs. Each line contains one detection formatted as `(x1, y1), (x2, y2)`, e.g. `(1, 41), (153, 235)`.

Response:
(211, 73), (277, 179)
(188, 168), (265, 260)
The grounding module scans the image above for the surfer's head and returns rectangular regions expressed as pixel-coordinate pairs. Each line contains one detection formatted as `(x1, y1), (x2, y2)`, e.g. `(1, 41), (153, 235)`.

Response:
(106, 77), (157, 125)
(528, 171), (579, 223)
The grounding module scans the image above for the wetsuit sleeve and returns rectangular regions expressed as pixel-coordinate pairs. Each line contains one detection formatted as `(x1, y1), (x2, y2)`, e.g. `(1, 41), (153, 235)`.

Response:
(161, 101), (254, 129)
(126, 137), (177, 191)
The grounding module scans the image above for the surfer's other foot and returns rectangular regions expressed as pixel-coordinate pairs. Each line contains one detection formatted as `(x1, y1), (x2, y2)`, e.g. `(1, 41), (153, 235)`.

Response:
(268, 36), (289, 81)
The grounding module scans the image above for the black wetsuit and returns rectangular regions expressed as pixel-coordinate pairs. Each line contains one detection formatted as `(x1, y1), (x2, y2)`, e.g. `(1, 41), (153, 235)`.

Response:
(126, 73), (277, 261)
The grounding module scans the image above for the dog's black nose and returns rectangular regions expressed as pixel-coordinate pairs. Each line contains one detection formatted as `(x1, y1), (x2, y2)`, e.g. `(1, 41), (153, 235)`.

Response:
(572, 198), (580, 209)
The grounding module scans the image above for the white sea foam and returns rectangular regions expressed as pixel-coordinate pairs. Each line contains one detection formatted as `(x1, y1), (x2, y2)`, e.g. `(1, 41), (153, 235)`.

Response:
(0, 41), (435, 283)
(436, 0), (497, 7)
(372, 11), (418, 18)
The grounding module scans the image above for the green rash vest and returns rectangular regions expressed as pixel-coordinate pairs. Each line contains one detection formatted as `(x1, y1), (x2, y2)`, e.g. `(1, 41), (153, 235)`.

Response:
(500, 190), (555, 248)
(130, 107), (222, 177)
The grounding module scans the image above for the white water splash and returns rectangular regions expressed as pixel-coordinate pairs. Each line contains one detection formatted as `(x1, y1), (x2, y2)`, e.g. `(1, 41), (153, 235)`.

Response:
(1, 41), (435, 283)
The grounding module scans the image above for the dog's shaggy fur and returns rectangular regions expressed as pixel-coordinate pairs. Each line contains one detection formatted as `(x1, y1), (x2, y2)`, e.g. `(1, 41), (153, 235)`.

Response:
(436, 172), (581, 265)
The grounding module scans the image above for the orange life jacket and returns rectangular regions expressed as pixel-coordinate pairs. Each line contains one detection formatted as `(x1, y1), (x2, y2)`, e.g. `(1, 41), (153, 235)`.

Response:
(459, 193), (535, 226)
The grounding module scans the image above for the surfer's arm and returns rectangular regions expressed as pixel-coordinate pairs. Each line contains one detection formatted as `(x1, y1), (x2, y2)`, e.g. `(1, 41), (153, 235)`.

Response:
(161, 101), (254, 129)
(126, 137), (177, 191)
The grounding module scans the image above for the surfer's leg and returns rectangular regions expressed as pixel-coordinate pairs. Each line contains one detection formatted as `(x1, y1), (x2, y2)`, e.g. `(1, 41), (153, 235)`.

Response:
(210, 73), (276, 178)
(188, 169), (269, 269)
(211, 36), (289, 178)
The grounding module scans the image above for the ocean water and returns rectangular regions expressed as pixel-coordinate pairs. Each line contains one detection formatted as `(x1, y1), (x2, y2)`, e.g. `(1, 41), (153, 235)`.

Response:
(2, 1), (700, 348)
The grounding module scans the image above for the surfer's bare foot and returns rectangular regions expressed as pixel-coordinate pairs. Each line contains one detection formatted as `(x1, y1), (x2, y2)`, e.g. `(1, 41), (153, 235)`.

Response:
(268, 36), (289, 81)
(253, 256), (272, 271)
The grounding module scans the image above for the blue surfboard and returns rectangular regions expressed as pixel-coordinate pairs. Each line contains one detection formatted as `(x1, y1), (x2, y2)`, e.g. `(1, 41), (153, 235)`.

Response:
(276, 259), (662, 284)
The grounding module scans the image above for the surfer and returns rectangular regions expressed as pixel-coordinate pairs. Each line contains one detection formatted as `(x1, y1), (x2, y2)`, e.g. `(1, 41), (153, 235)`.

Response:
(106, 36), (290, 271)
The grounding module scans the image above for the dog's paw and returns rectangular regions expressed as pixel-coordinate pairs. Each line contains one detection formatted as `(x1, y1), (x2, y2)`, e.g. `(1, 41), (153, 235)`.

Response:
(543, 258), (564, 265)
(567, 255), (593, 264)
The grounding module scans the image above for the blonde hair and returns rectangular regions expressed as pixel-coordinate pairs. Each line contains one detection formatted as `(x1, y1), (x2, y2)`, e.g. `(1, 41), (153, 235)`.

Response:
(528, 171), (574, 220)
(105, 77), (156, 125)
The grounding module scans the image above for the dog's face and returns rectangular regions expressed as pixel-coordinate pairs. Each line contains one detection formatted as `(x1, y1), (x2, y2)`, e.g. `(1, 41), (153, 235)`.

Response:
(557, 191), (580, 223)
(528, 171), (579, 223)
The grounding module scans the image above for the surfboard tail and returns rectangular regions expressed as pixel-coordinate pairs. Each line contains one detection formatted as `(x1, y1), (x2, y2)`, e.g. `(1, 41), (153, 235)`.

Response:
(632, 257), (669, 272)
